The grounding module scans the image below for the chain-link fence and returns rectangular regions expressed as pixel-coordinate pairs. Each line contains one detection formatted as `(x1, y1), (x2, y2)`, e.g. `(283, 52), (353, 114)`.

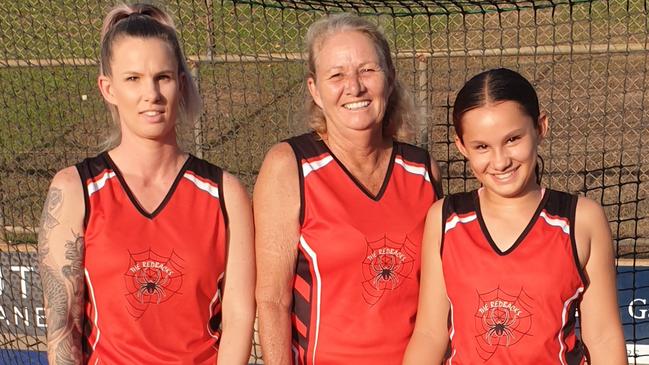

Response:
(0, 0), (648, 363)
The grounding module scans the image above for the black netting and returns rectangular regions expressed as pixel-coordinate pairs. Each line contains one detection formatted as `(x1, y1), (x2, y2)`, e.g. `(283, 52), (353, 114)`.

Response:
(0, 0), (647, 363)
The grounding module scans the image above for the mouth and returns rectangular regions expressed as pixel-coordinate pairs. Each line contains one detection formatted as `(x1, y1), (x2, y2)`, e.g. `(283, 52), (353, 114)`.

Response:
(490, 167), (518, 181)
(343, 100), (370, 110)
(141, 110), (164, 117)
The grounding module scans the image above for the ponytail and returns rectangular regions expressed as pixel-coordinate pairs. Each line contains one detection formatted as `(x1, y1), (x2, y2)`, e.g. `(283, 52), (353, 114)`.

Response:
(98, 3), (201, 150)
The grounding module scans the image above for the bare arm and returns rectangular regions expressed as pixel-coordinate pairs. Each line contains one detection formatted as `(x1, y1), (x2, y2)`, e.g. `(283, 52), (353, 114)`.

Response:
(38, 166), (85, 365)
(254, 143), (301, 365)
(403, 199), (449, 364)
(217, 172), (256, 364)
(575, 197), (626, 364)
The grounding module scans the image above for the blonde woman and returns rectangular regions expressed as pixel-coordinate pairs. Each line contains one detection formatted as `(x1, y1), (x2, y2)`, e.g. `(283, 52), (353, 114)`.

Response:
(255, 13), (441, 365)
(38, 3), (254, 364)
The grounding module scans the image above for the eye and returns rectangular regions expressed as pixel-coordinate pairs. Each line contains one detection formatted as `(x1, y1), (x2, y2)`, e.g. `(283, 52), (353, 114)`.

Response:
(506, 136), (521, 144)
(125, 76), (139, 81)
(328, 72), (342, 80)
(474, 144), (488, 150)
(361, 67), (375, 73)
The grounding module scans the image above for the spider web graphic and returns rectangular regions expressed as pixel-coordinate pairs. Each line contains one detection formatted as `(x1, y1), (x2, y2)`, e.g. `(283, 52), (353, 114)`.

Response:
(124, 248), (185, 319)
(361, 235), (416, 305)
(473, 287), (534, 362)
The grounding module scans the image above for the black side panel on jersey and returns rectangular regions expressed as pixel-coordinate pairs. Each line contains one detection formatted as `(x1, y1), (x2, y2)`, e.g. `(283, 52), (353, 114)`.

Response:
(285, 132), (329, 160)
(396, 142), (429, 165)
(396, 142), (439, 198)
(440, 192), (475, 254)
(447, 191), (476, 215)
(544, 189), (574, 219)
(82, 289), (94, 361)
(563, 299), (587, 364)
(545, 189), (587, 285)
(285, 132), (329, 225)
(292, 249), (313, 362)
(187, 157), (227, 226)
(75, 154), (111, 228)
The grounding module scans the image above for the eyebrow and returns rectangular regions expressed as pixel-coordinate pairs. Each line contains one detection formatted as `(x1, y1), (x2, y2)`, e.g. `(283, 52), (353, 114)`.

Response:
(120, 69), (176, 76)
(466, 128), (527, 145)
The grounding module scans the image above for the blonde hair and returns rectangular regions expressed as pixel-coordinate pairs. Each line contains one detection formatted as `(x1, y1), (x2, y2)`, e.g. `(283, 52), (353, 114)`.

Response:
(304, 13), (415, 141)
(99, 3), (201, 150)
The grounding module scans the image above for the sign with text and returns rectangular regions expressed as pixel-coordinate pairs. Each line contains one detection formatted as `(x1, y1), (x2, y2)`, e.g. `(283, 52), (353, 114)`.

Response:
(618, 266), (649, 363)
(0, 252), (45, 336)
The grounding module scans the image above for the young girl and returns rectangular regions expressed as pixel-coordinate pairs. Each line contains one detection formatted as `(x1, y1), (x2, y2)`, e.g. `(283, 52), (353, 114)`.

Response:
(38, 4), (255, 364)
(403, 68), (626, 364)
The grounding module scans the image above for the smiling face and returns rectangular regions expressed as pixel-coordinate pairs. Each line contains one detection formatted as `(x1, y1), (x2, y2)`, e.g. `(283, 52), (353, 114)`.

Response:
(307, 30), (391, 137)
(98, 36), (182, 145)
(455, 100), (548, 199)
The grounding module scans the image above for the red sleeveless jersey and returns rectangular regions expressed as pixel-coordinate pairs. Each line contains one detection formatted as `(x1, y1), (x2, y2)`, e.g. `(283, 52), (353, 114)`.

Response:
(286, 133), (438, 365)
(441, 189), (587, 365)
(76, 152), (228, 364)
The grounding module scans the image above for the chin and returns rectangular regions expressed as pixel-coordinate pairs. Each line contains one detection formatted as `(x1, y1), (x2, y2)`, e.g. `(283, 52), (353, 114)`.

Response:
(484, 180), (537, 199)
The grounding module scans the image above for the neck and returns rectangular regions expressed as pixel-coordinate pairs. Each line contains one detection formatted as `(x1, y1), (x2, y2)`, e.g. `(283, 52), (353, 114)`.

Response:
(321, 124), (391, 169)
(479, 182), (543, 210)
(109, 136), (186, 179)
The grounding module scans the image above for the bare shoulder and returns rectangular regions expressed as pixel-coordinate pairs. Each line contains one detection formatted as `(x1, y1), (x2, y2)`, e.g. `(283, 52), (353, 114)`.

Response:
(422, 197), (446, 251)
(50, 166), (82, 193)
(575, 195), (609, 229)
(42, 166), (84, 224)
(253, 141), (300, 250)
(259, 142), (297, 172)
(574, 194), (612, 266)
(222, 170), (251, 204)
(254, 142), (298, 196)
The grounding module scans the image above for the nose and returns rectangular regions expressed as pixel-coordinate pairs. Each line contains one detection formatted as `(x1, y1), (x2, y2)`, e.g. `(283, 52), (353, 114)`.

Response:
(492, 147), (512, 171)
(345, 72), (366, 96)
(143, 79), (162, 102)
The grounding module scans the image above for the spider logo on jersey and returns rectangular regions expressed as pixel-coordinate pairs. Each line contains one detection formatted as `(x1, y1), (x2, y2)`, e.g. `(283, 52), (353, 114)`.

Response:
(474, 287), (534, 361)
(124, 249), (185, 319)
(361, 235), (416, 305)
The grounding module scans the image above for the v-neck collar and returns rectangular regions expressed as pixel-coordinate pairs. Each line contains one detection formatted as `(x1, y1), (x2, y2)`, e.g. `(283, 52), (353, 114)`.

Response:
(318, 138), (397, 201)
(102, 152), (192, 219)
(474, 188), (548, 256)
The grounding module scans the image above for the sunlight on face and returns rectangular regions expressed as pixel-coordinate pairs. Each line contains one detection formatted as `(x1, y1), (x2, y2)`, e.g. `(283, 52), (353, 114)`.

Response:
(100, 36), (182, 144)
(456, 100), (547, 198)
(307, 31), (390, 137)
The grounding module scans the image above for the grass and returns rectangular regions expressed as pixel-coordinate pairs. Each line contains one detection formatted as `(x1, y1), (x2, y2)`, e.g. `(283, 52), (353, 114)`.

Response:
(2, 0), (648, 234)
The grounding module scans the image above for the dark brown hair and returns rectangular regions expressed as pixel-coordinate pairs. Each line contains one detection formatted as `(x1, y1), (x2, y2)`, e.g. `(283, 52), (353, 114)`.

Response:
(453, 68), (544, 182)
(452, 68), (540, 142)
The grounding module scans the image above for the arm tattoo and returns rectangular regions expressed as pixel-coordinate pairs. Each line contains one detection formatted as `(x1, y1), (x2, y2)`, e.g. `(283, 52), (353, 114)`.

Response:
(43, 232), (85, 365)
(62, 235), (84, 280)
(38, 187), (63, 261)
(38, 184), (85, 364)
(55, 339), (78, 365)
(40, 265), (69, 334)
